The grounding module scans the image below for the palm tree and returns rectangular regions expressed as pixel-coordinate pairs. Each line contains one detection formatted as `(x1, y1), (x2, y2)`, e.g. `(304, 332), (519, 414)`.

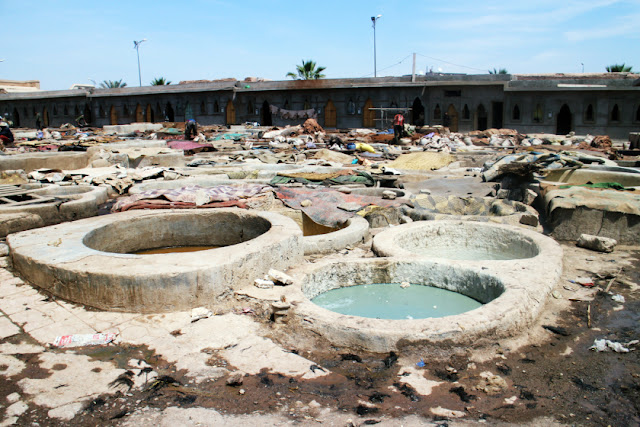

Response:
(488, 68), (508, 74)
(99, 79), (127, 88)
(286, 60), (326, 80)
(151, 77), (171, 85)
(606, 63), (633, 72)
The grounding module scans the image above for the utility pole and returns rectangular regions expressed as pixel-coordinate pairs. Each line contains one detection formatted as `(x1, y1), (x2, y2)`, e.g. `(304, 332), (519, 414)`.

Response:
(133, 39), (147, 87)
(371, 15), (381, 77)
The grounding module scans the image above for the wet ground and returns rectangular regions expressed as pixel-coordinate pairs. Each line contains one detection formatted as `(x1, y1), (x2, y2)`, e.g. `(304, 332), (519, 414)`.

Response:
(1, 247), (638, 426)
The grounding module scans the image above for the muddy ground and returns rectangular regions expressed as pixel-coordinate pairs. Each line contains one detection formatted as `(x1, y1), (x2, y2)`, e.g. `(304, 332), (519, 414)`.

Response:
(0, 245), (638, 426)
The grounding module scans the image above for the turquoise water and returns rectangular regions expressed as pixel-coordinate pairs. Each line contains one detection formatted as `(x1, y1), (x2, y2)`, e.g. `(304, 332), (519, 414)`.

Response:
(311, 283), (482, 319)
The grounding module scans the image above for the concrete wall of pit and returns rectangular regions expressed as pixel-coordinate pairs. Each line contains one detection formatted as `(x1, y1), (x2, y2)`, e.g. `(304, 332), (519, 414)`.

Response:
(8, 209), (303, 313)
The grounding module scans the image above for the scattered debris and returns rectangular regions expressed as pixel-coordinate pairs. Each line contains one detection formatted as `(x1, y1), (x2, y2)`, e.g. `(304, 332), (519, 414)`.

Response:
(52, 333), (116, 348)
(577, 234), (617, 253)
(589, 339), (638, 353)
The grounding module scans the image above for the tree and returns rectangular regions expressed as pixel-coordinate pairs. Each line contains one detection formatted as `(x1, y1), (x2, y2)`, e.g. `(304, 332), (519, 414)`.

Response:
(99, 79), (127, 88)
(151, 77), (171, 85)
(606, 63), (633, 72)
(489, 68), (508, 74)
(286, 60), (326, 80)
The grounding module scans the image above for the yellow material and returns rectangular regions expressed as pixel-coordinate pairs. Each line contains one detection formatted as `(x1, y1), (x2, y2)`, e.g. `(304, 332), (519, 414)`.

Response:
(355, 143), (376, 153)
(387, 152), (455, 171)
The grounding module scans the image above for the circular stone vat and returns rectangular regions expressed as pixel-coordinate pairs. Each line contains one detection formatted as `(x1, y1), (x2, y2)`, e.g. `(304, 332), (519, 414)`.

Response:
(0, 184), (108, 226)
(8, 209), (303, 313)
(405, 195), (539, 229)
(373, 220), (557, 262)
(285, 256), (562, 352)
(302, 214), (369, 255)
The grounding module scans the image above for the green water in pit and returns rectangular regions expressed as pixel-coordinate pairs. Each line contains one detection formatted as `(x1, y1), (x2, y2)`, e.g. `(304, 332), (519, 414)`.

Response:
(311, 283), (482, 319)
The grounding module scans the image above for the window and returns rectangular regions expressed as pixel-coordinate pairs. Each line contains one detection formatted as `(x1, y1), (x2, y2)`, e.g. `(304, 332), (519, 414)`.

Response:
(444, 90), (461, 97)
(434, 104), (441, 120)
(462, 104), (470, 120)
(247, 99), (254, 114)
(585, 104), (594, 122)
(303, 99), (311, 110)
(213, 100), (220, 113)
(74, 105), (79, 116)
(123, 105), (130, 117)
(64, 105), (68, 115)
(200, 101), (207, 114)
(24, 107), (28, 118)
(533, 104), (543, 123)
(99, 106), (106, 118)
(283, 100), (290, 110)
(512, 105), (520, 121)
(611, 104), (620, 122)
(53, 105), (58, 115)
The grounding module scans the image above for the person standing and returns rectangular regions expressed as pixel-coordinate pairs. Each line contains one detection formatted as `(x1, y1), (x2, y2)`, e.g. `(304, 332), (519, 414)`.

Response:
(184, 119), (198, 140)
(393, 113), (405, 142)
(35, 112), (42, 130)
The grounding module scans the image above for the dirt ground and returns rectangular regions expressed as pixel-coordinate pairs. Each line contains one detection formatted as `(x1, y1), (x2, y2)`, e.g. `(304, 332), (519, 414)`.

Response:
(0, 240), (638, 426)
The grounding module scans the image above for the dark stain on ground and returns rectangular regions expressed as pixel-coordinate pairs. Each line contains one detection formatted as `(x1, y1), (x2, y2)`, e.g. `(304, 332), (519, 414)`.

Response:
(2, 252), (639, 426)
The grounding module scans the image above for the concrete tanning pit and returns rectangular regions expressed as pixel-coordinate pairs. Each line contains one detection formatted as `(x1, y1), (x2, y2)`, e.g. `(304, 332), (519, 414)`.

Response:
(8, 209), (303, 312)
(298, 212), (370, 255)
(372, 220), (546, 261)
(404, 195), (540, 229)
(285, 256), (561, 352)
(0, 184), (108, 236)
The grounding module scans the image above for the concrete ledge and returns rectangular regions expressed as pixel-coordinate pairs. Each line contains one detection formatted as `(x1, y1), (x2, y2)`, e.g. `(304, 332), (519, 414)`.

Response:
(8, 209), (303, 313)
(0, 152), (90, 172)
(102, 123), (164, 135)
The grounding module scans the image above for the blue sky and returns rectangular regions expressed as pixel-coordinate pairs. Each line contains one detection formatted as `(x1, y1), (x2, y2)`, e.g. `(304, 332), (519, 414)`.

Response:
(2, 0), (638, 90)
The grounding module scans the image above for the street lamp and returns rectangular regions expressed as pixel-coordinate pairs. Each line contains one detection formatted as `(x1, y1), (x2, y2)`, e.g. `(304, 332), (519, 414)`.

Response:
(371, 15), (382, 78)
(133, 39), (147, 87)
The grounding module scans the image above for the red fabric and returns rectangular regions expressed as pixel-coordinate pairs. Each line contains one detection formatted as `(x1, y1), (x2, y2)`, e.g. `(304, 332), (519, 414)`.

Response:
(0, 135), (9, 143)
(393, 114), (404, 126)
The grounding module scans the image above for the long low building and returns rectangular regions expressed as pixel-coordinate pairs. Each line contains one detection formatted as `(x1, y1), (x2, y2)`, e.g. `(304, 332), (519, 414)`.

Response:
(1, 73), (639, 138)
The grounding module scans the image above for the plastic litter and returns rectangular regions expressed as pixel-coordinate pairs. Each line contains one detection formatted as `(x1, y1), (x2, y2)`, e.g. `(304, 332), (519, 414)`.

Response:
(611, 294), (625, 303)
(53, 333), (116, 348)
(416, 359), (425, 368)
(589, 339), (638, 353)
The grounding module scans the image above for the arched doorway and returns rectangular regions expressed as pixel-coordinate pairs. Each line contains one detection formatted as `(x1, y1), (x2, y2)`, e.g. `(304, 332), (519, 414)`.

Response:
(225, 100), (236, 125)
(324, 99), (337, 128)
(475, 104), (487, 131)
(135, 104), (144, 122)
(184, 102), (194, 121)
(446, 104), (459, 132)
(42, 108), (49, 127)
(146, 104), (154, 123)
(363, 98), (375, 128)
(556, 104), (572, 135)
(261, 100), (272, 126)
(12, 108), (20, 127)
(411, 98), (425, 126)
(83, 104), (92, 125)
(165, 103), (175, 122)
(110, 106), (118, 125)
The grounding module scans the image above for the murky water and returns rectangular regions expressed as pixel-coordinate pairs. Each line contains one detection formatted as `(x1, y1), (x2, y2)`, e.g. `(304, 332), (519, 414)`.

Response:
(132, 246), (220, 255)
(311, 283), (482, 319)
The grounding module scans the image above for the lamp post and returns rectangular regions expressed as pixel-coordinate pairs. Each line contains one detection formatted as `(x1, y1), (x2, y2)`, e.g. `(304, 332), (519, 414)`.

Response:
(133, 39), (147, 87)
(371, 15), (381, 77)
